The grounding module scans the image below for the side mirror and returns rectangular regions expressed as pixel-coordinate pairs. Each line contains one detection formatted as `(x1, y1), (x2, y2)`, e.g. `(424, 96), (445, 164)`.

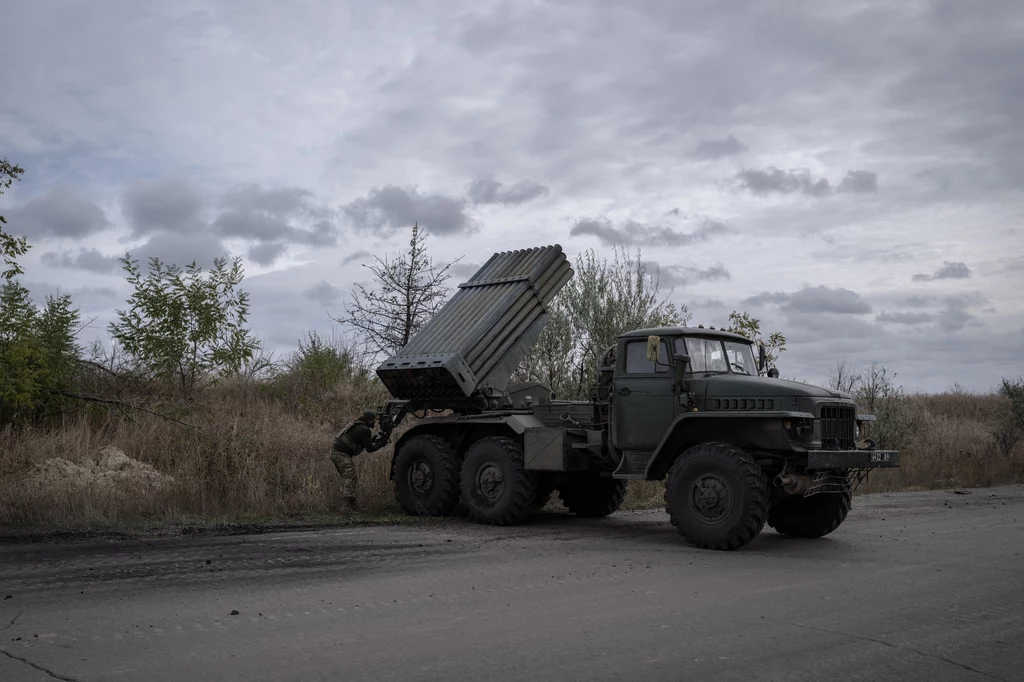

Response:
(673, 353), (691, 387)
(767, 367), (780, 378)
(758, 344), (766, 372)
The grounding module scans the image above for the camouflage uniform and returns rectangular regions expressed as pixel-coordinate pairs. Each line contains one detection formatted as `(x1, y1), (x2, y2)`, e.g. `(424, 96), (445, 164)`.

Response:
(331, 410), (387, 511)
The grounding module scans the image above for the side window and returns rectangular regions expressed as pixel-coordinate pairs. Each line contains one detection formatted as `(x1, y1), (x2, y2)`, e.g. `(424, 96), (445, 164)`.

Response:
(624, 340), (669, 374)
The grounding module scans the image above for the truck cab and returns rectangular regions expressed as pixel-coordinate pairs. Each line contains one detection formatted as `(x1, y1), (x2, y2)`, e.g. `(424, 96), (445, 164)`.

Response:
(607, 327), (889, 481)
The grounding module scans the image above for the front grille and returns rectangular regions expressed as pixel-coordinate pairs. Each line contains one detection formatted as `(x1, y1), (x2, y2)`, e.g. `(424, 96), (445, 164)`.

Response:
(820, 406), (856, 449)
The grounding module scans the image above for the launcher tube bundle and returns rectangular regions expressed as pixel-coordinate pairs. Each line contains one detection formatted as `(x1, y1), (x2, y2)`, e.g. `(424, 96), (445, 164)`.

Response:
(376, 245), (573, 407)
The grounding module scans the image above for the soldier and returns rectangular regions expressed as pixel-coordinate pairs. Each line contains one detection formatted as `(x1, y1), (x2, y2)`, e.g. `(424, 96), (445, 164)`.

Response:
(331, 409), (389, 512)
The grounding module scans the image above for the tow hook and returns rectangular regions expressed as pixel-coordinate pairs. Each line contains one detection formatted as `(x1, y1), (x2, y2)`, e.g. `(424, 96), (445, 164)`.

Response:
(775, 474), (811, 496)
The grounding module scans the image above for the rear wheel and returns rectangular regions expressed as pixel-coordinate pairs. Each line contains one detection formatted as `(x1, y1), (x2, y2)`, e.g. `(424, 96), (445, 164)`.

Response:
(558, 475), (628, 517)
(393, 435), (461, 517)
(460, 436), (536, 526)
(768, 489), (852, 538)
(664, 442), (768, 550)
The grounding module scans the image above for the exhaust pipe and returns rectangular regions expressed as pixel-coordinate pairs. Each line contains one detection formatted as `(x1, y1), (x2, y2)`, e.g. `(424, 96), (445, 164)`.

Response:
(775, 474), (811, 496)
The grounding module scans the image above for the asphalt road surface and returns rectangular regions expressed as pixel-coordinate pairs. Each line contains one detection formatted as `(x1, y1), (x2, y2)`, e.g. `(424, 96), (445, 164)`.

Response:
(2, 486), (1022, 682)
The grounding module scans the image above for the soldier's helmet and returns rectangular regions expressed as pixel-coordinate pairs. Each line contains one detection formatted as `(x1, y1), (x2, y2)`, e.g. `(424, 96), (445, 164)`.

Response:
(361, 409), (377, 425)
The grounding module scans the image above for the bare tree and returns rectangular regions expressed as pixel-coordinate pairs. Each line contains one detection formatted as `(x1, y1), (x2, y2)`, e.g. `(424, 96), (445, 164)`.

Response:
(827, 358), (862, 394)
(333, 222), (460, 362)
(853, 362), (919, 451)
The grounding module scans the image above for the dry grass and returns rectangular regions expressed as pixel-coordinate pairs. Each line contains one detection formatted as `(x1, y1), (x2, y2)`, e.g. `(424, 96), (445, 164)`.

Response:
(2, 383), (1021, 532)
(860, 393), (1024, 493)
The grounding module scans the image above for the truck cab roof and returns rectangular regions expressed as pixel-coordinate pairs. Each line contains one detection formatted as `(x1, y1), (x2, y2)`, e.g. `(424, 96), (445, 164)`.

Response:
(619, 326), (753, 344)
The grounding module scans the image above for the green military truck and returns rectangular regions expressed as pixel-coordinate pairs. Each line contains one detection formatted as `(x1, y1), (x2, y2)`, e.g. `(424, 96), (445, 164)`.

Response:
(373, 245), (898, 550)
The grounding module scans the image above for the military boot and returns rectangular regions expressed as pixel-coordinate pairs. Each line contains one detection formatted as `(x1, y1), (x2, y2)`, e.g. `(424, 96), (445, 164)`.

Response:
(341, 497), (358, 513)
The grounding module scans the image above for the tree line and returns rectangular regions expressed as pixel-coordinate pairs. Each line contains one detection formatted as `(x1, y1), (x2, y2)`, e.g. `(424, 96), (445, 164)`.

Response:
(3, 157), (1021, 455)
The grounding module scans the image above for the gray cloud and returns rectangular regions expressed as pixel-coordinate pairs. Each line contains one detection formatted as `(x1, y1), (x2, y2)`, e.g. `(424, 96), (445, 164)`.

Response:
(25, 281), (119, 310)
(735, 167), (833, 197)
(41, 248), (122, 273)
(122, 178), (204, 235)
(736, 167), (879, 197)
(247, 242), (288, 266)
(690, 135), (747, 159)
(212, 184), (339, 253)
(912, 261), (972, 281)
(302, 280), (343, 306)
(836, 170), (879, 193)
(466, 175), (549, 205)
(342, 185), (475, 236)
(648, 261), (730, 289)
(220, 184), (316, 216)
(938, 297), (977, 332)
(6, 188), (109, 239)
(904, 295), (935, 308)
(129, 232), (230, 270)
(450, 261), (482, 279)
(214, 211), (337, 247)
(342, 250), (372, 265)
(570, 217), (729, 247)
(876, 311), (934, 325)
(1001, 255), (1024, 272)
(744, 285), (872, 314)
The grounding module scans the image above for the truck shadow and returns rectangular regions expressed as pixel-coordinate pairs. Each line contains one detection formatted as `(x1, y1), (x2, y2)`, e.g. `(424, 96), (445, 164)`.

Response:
(496, 510), (859, 557)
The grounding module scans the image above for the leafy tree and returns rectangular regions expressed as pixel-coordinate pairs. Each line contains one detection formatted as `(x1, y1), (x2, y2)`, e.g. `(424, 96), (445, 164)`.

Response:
(517, 248), (685, 399)
(334, 222), (459, 361)
(109, 255), (259, 399)
(0, 282), (81, 423)
(283, 330), (362, 392)
(993, 377), (1024, 457)
(722, 310), (787, 368)
(1, 157), (28, 281)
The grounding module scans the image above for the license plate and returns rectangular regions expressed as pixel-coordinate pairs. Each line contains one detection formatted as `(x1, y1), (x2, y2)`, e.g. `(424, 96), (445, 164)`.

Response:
(870, 452), (891, 463)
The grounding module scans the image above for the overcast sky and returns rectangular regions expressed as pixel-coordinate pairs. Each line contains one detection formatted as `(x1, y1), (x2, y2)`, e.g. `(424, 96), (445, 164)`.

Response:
(2, 0), (1022, 393)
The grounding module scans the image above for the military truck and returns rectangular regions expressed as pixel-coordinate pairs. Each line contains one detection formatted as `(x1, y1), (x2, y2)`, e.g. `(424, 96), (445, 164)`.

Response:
(372, 245), (898, 550)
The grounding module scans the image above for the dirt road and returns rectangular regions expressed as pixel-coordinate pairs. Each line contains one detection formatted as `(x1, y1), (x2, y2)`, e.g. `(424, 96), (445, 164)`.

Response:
(1, 486), (1022, 682)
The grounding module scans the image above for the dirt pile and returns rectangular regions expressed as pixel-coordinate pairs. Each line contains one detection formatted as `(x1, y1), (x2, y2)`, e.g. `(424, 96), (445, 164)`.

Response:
(24, 446), (175, 495)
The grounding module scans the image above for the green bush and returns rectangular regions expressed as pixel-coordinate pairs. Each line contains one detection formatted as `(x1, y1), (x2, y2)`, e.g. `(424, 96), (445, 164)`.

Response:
(0, 282), (81, 424)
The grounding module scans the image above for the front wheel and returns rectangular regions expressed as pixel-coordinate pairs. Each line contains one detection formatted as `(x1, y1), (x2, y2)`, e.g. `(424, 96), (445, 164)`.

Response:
(664, 442), (769, 551)
(460, 437), (537, 526)
(393, 435), (461, 516)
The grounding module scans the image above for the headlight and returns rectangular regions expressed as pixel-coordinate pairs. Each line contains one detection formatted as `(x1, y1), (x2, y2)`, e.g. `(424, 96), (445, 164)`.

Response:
(783, 418), (810, 439)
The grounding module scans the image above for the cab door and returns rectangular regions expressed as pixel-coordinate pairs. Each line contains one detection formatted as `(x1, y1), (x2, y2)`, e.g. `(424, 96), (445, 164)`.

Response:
(611, 337), (677, 452)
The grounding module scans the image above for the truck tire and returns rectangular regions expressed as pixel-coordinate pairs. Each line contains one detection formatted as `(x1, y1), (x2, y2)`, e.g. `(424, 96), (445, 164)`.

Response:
(664, 442), (768, 551)
(460, 436), (536, 526)
(558, 476), (628, 517)
(768, 490), (852, 538)
(393, 435), (461, 517)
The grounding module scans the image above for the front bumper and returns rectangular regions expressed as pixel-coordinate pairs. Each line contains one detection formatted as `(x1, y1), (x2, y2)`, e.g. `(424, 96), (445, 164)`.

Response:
(806, 449), (899, 471)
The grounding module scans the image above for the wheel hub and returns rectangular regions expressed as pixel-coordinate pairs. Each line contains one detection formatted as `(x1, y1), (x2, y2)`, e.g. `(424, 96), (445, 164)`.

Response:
(689, 473), (732, 524)
(475, 463), (505, 503)
(408, 460), (434, 495)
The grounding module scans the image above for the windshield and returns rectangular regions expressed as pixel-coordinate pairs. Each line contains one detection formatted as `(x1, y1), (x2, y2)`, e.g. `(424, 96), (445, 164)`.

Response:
(676, 337), (758, 375)
(723, 341), (757, 375)
(677, 337), (728, 373)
